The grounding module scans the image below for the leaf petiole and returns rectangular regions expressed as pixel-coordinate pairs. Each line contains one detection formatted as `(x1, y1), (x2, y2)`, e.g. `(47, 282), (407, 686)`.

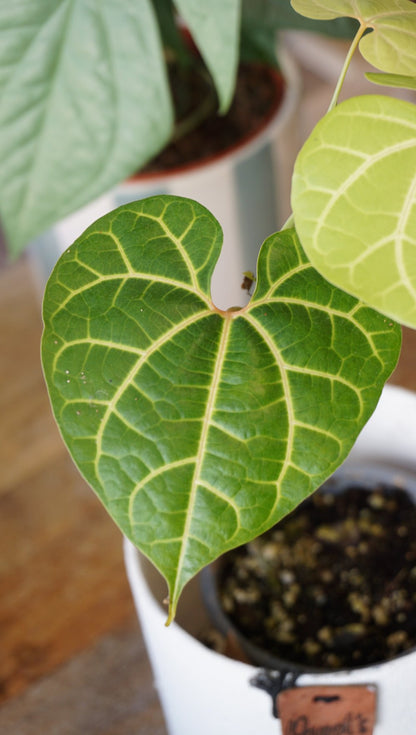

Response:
(327, 21), (368, 112)
(282, 21), (369, 233)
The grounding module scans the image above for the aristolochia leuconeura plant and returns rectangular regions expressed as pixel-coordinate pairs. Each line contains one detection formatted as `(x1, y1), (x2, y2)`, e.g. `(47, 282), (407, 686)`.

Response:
(42, 0), (416, 622)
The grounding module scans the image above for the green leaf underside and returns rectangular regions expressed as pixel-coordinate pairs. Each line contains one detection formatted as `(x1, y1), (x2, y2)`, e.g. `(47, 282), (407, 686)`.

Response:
(0, 0), (173, 256)
(291, 0), (416, 76)
(41, 196), (401, 620)
(366, 72), (416, 91)
(292, 95), (416, 328)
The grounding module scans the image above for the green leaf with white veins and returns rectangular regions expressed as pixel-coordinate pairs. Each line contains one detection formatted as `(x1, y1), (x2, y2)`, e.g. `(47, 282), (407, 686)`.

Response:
(0, 0), (173, 257)
(41, 196), (401, 621)
(292, 95), (416, 328)
(291, 0), (416, 76)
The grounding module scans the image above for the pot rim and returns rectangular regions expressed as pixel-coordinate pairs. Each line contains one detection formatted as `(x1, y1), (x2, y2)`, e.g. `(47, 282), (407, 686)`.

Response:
(124, 47), (301, 185)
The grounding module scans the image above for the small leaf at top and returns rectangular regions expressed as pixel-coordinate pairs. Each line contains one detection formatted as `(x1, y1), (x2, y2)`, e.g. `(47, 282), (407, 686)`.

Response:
(365, 72), (416, 91)
(291, 0), (416, 76)
(41, 196), (401, 620)
(292, 94), (416, 327)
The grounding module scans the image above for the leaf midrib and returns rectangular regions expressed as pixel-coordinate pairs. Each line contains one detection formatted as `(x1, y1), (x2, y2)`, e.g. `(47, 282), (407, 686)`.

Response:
(169, 312), (231, 615)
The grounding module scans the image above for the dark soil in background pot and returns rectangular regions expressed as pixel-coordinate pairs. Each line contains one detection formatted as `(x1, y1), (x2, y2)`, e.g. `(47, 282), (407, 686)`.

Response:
(140, 61), (285, 175)
(217, 480), (416, 670)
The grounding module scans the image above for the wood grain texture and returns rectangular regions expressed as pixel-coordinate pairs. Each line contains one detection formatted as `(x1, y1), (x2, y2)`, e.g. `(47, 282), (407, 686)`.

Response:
(0, 622), (166, 735)
(0, 256), (167, 733)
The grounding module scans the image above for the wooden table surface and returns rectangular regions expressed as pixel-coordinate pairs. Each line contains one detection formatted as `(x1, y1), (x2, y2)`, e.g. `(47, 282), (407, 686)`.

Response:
(2, 249), (416, 734)
(0, 256), (168, 734)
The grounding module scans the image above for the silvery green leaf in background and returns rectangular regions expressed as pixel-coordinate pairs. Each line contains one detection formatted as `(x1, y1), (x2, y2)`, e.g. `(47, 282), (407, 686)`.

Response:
(174, 0), (241, 112)
(291, 0), (416, 76)
(41, 196), (400, 620)
(0, 0), (173, 257)
(292, 95), (416, 327)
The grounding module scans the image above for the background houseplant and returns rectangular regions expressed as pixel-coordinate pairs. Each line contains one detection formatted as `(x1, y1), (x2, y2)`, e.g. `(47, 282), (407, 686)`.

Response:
(0, 0), (356, 260)
(41, 0), (416, 622)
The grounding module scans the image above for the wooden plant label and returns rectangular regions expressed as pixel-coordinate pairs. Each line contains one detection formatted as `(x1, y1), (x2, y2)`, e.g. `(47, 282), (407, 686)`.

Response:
(278, 685), (376, 734)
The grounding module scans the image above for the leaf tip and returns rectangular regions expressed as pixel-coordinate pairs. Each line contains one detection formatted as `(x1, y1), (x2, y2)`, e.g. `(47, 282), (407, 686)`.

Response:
(165, 597), (176, 627)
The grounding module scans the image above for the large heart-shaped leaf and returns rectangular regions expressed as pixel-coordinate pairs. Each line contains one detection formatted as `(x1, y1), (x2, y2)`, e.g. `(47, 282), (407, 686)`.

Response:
(41, 196), (400, 620)
(291, 0), (416, 76)
(0, 0), (173, 257)
(292, 95), (416, 327)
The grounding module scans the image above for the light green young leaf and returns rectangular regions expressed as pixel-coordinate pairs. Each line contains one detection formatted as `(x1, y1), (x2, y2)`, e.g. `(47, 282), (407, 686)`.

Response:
(291, 0), (416, 76)
(42, 196), (400, 620)
(292, 95), (416, 327)
(0, 0), (173, 257)
(366, 72), (416, 91)
(174, 0), (241, 112)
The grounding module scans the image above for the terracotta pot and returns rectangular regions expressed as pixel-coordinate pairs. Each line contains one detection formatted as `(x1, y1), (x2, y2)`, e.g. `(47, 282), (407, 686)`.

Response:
(29, 48), (301, 310)
(124, 384), (416, 734)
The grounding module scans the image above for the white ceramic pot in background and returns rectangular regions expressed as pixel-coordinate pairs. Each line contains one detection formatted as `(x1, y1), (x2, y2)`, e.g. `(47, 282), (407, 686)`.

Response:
(29, 49), (300, 311)
(284, 31), (416, 144)
(124, 384), (416, 735)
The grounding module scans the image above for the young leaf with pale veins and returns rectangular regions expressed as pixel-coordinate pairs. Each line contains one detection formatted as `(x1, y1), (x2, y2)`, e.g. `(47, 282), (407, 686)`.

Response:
(292, 95), (416, 327)
(291, 0), (416, 77)
(41, 196), (401, 620)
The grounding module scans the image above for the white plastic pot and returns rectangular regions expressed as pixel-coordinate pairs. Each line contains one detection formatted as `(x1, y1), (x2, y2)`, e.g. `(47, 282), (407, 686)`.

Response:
(124, 384), (416, 734)
(29, 49), (300, 311)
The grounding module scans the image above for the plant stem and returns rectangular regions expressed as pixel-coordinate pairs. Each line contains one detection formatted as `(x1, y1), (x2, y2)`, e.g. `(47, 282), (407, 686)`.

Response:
(327, 22), (368, 112)
(171, 69), (218, 143)
(281, 22), (368, 234)
(171, 90), (217, 142)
